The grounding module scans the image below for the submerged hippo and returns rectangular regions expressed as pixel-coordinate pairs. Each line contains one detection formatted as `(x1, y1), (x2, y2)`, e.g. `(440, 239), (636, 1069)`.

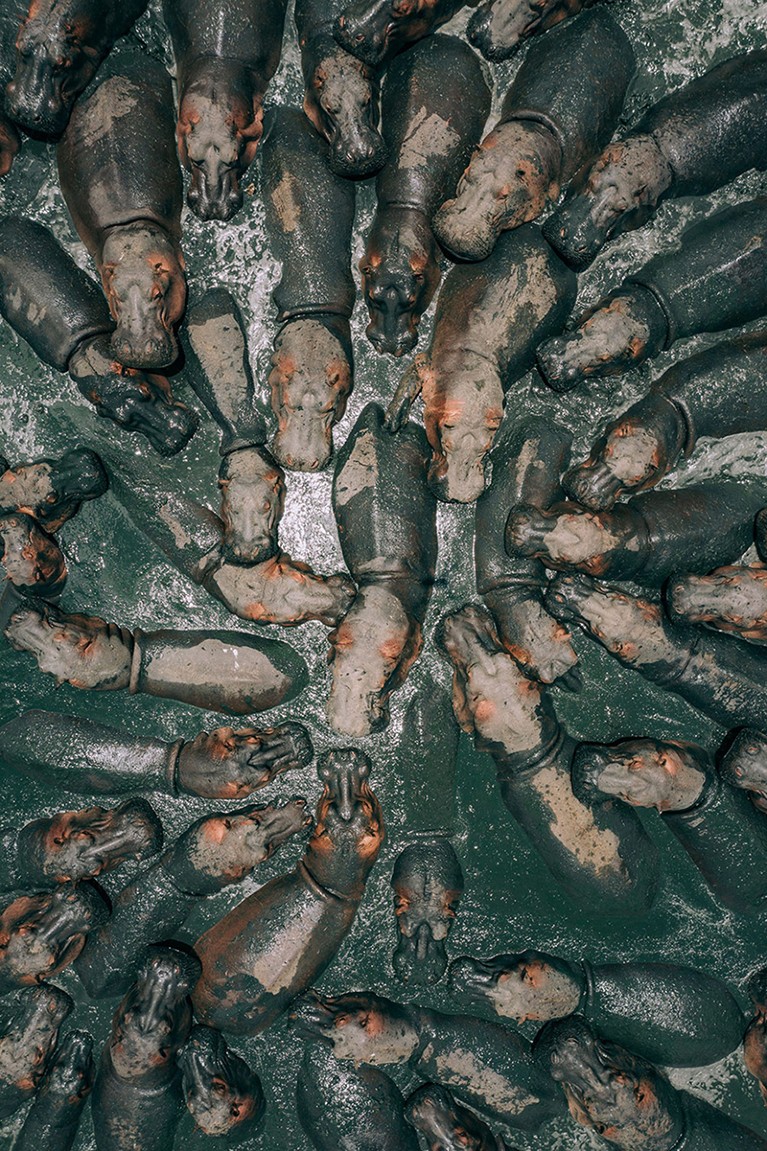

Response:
(0, 985), (73, 1120)
(334, 0), (472, 66)
(179, 1026), (265, 1142)
(467, 0), (599, 60)
(0, 885), (108, 993)
(391, 839), (464, 986)
(13, 1029), (94, 1151)
(406, 1083), (514, 1150)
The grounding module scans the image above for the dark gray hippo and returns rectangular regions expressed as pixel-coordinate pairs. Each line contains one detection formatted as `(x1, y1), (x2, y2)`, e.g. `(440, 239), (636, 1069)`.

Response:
(14, 1029), (94, 1151)
(178, 1026), (265, 1143)
(0, 985), (73, 1120)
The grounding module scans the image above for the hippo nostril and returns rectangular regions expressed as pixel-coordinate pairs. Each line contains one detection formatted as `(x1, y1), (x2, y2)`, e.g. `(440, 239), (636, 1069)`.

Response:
(354, 32), (364, 42)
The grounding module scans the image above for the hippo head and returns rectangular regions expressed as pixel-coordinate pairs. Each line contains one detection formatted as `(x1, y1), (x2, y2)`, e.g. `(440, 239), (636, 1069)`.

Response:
(467, 0), (554, 59)
(0, 885), (108, 991)
(545, 574), (666, 666)
(405, 1083), (500, 1151)
(420, 354), (504, 503)
(6, 7), (99, 136)
(304, 751), (384, 897)
(173, 798), (311, 892)
(545, 137), (673, 271)
(110, 946), (201, 1079)
(449, 951), (582, 1024)
(0, 985), (73, 1094)
(721, 730), (767, 803)
(179, 1025), (265, 1139)
(291, 990), (419, 1065)
(218, 447), (284, 565)
(100, 224), (186, 371)
(304, 50), (386, 178)
(361, 212), (440, 357)
(44, 1030), (94, 1103)
(391, 840), (464, 987)
(571, 739), (708, 815)
(176, 723), (313, 799)
(22, 798), (163, 884)
(562, 394), (684, 512)
(178, 67), (263, 222)
(533, 1017), (683, 1150)
(434, 123), (561, 262)
(335, 0), (429, 66)
(269, 319), (352, 471)
(46, 448), (109, 514)
(68, 335), (198, 456)
(4, 602), (133, 691)
(0, 514), (67, 597)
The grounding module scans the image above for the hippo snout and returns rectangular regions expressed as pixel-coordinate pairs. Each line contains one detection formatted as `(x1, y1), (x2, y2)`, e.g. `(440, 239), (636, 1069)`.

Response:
(111, 329), (179, 372)
(5, 71), (68, 137)
(187, 173), (243, 223)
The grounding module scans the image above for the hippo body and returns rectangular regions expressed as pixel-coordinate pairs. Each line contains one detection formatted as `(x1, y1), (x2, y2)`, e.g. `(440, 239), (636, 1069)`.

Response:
(435, 8), (634, 260)
(296, 1039), (420, 1151)
(546, 49), (767, 269)
(261, 106), (356, 471)
(437, 605), (658, 915)
(57, 51), (187, 371)
(3, 599), (309, 713)
(467, 0), (599, 60)
(328, 403), (437, 736)
(91, 948), (200, 1151)
(388, 224), (576, 503)
(0, 986), (72, 1120)
(564, 332), (767, 509)
(334, 0), (473, 67)
(475, 416), (578, 686)
(547, 574), (767, 731)
(6, 0), (148, 137)
(192, 752), (384, 1036)
(509, 482), (767, 587)
(75, 798), (308, 999)
(164, 0), (287, 220)
(14, 1030), (94, 1151)
(0, 218), (196, 454)
(362, 34), (491, 355)
(537, 197), (767, 392)
(296, 0), (386, 177)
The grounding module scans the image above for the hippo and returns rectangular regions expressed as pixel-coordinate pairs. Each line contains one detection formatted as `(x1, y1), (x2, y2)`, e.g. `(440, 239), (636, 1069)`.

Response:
(744, 967), (767, 1107)
(179, 1026), (265, 1142)
(545, 573), (767, 731)
(361, 34), (490, 355)
(436, 604), (658, 915)
(545, 50), (767, 269)
(57, 51), (187, 371)
(391, 839), (464, 986)
(334, 0), (473, 67)
(449, 950), (746, 1067)
(572, 736), (767, 914)
(0, 10), (21, 175)
(14, 1029), (94, 1151)
(0, 218), (197, 454)
(386, 224), (575, 503)
(563, 332), (767, 510)
(721, 729), (767, 816)
(533, 1015), (767, 1150)
(6, 0), (148, 137)
(0, 797), (162, 890)
(0, 985), (73, 1119)
(0, 710), (313, 799)
(296, 0), (386, 178)
(405, 1083), (514, 1150)
(328, 404), (437, 736)
(193, 751), (385, 1036)
(0, 448), (108, 531)
(91, 946), (201, 1151)
(296, 1038), (420, 1151)
(475, 417), (579, 687)
(467, 0), (599, 60)
(508, 482), (767, 587)
(536, 197), (767, 392)
(75, 797), (310, 999)
(0, 885), (108, 993)
(0, 513), (67, 598)
(292, 989), (565, 1131)
(3, 597), (309, 713)
(163, 0), (287, 221)
(666, 563), (767, 645)
(261, 107), (356, 471)
(434, 9), (634, 261)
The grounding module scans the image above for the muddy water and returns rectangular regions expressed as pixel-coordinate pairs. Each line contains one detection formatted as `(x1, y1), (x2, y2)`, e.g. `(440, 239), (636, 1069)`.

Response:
(0, 0), (766, 1146)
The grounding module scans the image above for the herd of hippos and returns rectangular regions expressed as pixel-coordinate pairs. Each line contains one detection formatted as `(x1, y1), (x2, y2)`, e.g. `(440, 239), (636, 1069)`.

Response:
(1, 0), (767, 1149)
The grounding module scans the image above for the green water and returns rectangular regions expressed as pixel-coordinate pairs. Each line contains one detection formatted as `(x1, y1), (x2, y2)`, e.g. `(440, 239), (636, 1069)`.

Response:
(1, 0), (767, 1146)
